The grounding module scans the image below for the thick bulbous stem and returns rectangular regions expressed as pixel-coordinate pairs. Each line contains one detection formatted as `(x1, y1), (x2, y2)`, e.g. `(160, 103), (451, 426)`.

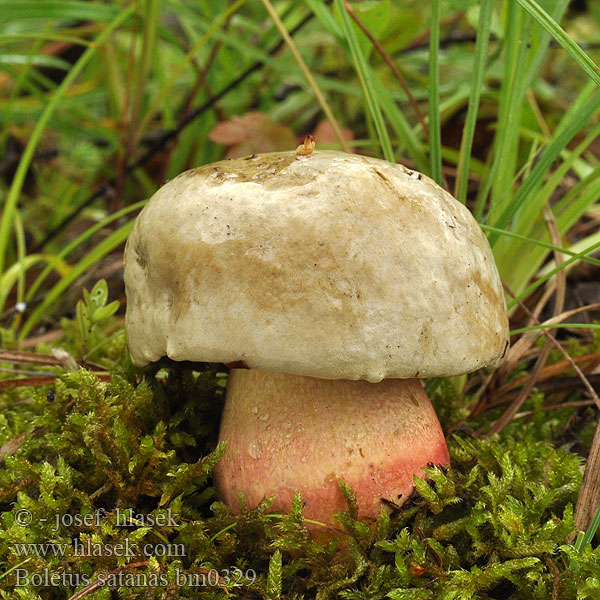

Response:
(214, 369), (449, 527)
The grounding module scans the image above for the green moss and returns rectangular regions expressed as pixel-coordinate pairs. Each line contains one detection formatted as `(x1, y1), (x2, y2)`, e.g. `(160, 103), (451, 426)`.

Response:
(0, 286), (599, 598)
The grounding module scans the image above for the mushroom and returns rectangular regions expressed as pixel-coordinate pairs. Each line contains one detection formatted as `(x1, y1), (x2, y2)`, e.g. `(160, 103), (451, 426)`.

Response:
(124, 149), (509, 529)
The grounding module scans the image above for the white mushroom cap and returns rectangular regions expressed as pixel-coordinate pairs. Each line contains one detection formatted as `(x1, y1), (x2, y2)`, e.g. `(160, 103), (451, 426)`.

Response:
(124, 150), (509, 382)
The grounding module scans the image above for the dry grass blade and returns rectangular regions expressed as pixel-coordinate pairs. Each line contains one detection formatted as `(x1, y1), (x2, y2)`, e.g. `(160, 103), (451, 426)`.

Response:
(0, 427), (45, 461)
(260, 0), (350, 153)
(494, 376), (600, 406)
(503, 297), (600, 411)
(499, 303), (600, 378)
(487, 344), (551, 435)
(514, 400), (595, 419)
(0, 373), (110, 390)
(20, 329), (64, 349)
(575, 419), (600, 535)
(543, 204), (567, 316)
(488, 206), (567, 435)
(495, 352), (600, 396)
(0, 376), (56, 390)
(0, 349), (65, 367)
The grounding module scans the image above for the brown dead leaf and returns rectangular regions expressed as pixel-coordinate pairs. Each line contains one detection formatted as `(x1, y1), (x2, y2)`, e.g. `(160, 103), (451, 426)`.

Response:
(311, 120), (355, 152)
(209, 112), (297, 158)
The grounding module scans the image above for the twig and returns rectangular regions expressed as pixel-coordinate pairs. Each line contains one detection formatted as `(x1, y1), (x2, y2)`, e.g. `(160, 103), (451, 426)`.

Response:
(0, 426), (44, 455)
(496, 297), (600, 414)
(158, 42), (225, 181)
(180, 41), (224, 123)
(344, 1), (428, 139)
(523, 313), (600, 412)
(488, 285), (552, 386)
(544, 554), (560, 600)
(67, 561), (149, 600)
(261, 0), (349, 152)
(575, 417), (600, 536)
(0, 348), (108, 372)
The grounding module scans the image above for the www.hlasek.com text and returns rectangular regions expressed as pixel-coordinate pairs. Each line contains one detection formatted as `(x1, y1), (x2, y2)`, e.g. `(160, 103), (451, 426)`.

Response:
(12, 538), (185, 558)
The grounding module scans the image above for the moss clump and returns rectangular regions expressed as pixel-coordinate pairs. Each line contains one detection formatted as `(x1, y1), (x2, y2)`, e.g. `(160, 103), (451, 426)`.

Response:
(1, 286), (599, 598)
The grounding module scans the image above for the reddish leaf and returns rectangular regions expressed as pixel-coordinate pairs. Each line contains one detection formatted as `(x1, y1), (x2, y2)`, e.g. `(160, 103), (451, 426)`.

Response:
(209, 112), (297, 158)
(311, 120), (355, 152)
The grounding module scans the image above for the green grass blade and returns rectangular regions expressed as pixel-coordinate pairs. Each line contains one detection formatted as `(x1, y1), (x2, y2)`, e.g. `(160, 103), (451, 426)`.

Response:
(456, 0), (494, 204)
(13, 212), (26, 319)
(19, 221), (134, 340)
(516, 0), (600, 86)
(538, 229), (600, 280)
(0, 559), (31, 582)
(261, 0), (349, 152)
(24, 201), (146, 304)
(308, 2), (426, 167)
(428, 0), (442, 184)
(0, 33), (94, 47)
(512, 124), (600, 237)
(511, 323), (600, 335)
(137, 0), (247, 138)
(182, 11), (360, 98)
(0, 4), (136, 276)
(479, 224), (600, 268)
(335, 0), (394, 161)
(575, 503), (600, 551)
(129, 0), (161, 147)
(480, 1), (568, 223)
(489, 88), (600, 247)
(315, 4), (426, 168)
(486, 4), (531, 225)
(373, 78), (428, 172)
(554, 170), (600, 231)
(508, 237), (600, 309)
(1, 25), (48, 149)
(0, 1), (120, 21)
(521, 0), (570, 92)
(304, 0), (343, 41)
(0, 254), (68, 316)
(498, 169), (600, 294)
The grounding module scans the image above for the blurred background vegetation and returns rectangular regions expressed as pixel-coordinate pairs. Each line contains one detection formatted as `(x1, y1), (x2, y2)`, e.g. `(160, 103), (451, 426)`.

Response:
(1, 0), (599, 334)
(1, 0), (600, 598)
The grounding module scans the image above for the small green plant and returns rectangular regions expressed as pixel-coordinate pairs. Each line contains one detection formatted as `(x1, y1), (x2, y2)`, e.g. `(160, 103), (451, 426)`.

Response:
(74, 279), (120, 361)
